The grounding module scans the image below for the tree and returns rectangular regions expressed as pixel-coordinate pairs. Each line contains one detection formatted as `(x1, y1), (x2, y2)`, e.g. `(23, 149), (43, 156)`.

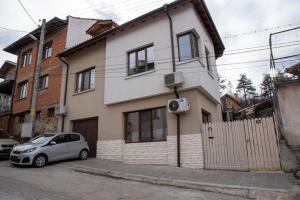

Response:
(260, 74), (273, 97)
(227, 80), (233, 95)
(236, 74), (256, 101)
(218, 74), (227, 94)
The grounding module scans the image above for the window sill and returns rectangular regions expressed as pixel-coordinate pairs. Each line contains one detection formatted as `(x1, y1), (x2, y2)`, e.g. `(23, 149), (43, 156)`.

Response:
(39, 88), (48, 92)
(124, 140), (167, 144)
(124, 69), (156, 80)
(16, 97), (27, 101)
(207, 70), (214, 79)
(73, 88), (95, 96)
(176, 57), (206, 68)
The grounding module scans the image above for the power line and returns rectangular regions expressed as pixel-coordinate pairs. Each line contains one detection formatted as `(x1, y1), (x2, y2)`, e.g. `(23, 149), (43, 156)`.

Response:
(17, 0), (39, 26)
(0, 26), (30, 33)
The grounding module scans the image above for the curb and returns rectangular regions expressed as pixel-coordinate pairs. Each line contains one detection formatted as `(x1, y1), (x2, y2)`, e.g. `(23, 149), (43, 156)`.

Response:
(63, 164), (289, 199)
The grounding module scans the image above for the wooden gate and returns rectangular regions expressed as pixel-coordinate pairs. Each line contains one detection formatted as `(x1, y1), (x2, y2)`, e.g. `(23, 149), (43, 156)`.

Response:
(202, 117), (281, 171)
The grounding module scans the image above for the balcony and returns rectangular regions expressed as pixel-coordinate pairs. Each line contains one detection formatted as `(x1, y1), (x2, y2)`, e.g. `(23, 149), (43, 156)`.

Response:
(0, 79), (13, 114)
(0, 96), (11, 113)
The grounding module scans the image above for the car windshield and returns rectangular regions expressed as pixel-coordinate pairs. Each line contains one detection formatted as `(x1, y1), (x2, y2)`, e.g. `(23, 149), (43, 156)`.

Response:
(31, 134), (55, 144)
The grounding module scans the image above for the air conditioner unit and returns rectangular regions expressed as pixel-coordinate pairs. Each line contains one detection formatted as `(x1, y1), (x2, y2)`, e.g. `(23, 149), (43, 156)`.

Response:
(168, 98), (190, 113)
(55, 105), (67, 116)
(164, 71), (184, 88)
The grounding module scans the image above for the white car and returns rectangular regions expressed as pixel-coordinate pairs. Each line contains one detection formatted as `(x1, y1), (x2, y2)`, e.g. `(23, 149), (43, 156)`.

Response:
(0, 132), (19, 158)
(10, 132), (89, 167)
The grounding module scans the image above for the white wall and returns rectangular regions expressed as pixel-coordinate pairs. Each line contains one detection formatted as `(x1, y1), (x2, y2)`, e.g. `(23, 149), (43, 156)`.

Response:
(105, 3), (220, 105)
(65, 16), (97, 49)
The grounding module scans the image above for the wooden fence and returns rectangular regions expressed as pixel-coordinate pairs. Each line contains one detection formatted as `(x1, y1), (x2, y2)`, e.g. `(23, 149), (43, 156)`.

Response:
(202, 117), (281, 171)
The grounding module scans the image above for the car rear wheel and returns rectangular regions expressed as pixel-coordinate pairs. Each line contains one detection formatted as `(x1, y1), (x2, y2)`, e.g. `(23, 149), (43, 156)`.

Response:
(79, 149), (88, 160)
(33, 154), (47, 168)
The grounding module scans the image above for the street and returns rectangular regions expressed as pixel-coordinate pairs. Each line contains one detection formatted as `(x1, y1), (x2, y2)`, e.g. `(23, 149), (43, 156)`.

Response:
(0, 159), (250, 200)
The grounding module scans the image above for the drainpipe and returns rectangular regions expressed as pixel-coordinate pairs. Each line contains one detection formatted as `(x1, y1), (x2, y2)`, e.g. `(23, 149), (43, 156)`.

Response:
(164, 4), (181, 167)
(58, 56), (69, 132)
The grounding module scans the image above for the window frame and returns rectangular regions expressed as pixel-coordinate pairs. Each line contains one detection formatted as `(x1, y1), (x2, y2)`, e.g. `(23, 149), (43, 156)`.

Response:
(19, 114), (25, 123)
(43, 41), (52, 59)
(22, 49), (32, 67)
(124, 107), (167, 143)
(205, 47), (211, 71)
(18, 81), (28, 99)
(39, 75), (49, 90)
(127, 44), (154, 76)
(177, 31), (199, 62)
(202, 109), (212, 124)
(36, 110), (42, 121)
(47, 107), (55, 118)
(75, 67), (96, 93)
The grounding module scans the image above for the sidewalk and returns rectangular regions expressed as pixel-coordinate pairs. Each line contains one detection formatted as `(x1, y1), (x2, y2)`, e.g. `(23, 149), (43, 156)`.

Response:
(59, 159), (299, 199)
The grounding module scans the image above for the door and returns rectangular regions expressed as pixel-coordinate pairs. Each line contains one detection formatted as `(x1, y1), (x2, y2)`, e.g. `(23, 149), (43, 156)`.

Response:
(202, 117), (281, 171)
(72, 117), (98, 157)
(47, 134), (70, 162)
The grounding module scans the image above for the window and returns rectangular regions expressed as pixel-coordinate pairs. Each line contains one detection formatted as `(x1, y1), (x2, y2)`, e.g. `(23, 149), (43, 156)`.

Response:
(125, 107), (167, 143)
(178, 32), (199, 61)
(43, 41), (52, 59)
(39, 75), (49, 89)
(205, 47), (211, 71)
(69, 134), (80, 142)
(22, 49), (32, 67)
(19, 114), (25, 123)
(75, 68), (96, 92)
(52, 134), (68, 144)
(202, 109), (211, 124)
(128, 45), (154, 76)
(18, 81), (28, 99)
(36, 111), (42, 121)
(48, 107), (55, 118)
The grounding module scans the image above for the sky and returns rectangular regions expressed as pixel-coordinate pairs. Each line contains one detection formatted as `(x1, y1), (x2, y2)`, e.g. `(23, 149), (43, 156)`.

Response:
(1, 0), (300, 93)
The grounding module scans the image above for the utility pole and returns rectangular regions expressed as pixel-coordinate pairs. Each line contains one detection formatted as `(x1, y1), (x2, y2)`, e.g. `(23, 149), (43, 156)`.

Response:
(29, 19), (46, 138)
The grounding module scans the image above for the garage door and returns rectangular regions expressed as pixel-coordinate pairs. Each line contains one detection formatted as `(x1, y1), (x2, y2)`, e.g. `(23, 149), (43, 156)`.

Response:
(72, 117), (98, 157)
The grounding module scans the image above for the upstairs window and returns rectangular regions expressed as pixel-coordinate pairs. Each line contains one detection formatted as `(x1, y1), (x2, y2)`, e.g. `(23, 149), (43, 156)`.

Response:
(18, 81), (28, 99)
(125, 107), (167, 143)
(39, 75), (49, 90)
(43, 41), (52, 59)
(177, 32), (199, 61)
(22, 49), (32, 67)
(128, 45), (154, 76)
(205, 47), (211, 71)
(75, 68), (96, 93)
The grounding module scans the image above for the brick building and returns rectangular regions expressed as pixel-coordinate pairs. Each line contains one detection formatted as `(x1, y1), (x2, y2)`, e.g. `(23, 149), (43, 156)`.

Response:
(3, 16), (98, 137)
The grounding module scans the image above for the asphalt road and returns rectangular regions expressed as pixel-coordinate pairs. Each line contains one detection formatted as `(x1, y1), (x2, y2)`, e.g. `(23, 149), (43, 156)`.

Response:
(0, 158), (250, 200)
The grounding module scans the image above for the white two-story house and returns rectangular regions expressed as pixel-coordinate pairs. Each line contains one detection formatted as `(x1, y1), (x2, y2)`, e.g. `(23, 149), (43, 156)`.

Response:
(59, 0), (225, 168)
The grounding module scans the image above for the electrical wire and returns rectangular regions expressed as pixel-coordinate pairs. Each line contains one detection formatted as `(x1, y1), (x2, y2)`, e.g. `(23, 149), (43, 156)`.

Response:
(17, 0), (39, 26)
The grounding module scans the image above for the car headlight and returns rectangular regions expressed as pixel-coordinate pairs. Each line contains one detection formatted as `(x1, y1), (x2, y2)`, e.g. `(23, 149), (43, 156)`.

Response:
(22, 147), (37, 153)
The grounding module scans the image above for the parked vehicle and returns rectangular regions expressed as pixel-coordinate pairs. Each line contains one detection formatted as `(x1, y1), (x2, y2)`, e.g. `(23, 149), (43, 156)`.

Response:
(0, 132), (19, 158)
(10, 132), (89, 167)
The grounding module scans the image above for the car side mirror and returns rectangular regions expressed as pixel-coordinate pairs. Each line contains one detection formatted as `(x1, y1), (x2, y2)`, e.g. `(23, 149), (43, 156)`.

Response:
(50, 141), (57, 145)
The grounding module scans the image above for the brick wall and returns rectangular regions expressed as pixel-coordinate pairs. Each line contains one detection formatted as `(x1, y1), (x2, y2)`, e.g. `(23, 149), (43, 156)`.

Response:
(11, 28), (67, 135)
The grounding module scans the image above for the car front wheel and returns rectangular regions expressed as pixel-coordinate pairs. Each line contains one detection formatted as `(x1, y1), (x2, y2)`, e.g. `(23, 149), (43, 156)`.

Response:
(33, 154), (47, 168)
(79, 149), (88, 160)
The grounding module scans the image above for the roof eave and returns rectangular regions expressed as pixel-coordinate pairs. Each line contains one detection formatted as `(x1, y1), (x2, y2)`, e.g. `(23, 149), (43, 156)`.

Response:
(3, 17), (67, 54)
(58, 0), (225, 58)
